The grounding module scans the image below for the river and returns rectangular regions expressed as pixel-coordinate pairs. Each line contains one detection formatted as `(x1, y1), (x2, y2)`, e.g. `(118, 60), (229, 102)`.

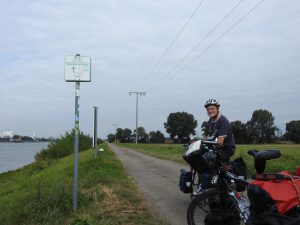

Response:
(0, 142), (49, 174)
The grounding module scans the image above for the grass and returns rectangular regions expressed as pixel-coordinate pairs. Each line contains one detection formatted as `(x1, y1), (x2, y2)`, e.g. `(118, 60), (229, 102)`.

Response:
(0, 144), (168, 225)
(117, 143), (300, 174)
(2, 142), (298, 224)
(118, 143), (184, 163)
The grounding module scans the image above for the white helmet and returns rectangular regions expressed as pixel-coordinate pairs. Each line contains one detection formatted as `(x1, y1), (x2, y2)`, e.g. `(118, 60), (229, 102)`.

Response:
(204, 99), (220, 108)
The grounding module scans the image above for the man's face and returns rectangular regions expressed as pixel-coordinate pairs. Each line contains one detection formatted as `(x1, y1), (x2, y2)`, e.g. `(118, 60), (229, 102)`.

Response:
(206, 105), (218, 118)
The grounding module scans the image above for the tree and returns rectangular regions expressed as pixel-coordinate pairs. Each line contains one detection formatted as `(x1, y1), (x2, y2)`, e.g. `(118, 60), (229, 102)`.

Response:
(230, 120), (249, 144)
(135, 127), (148, 143)
(107, 133), (115, 143)
(122, 128), (132, 143)
(285, 120), (300, 143)
(149, 131), (165, 143)
(164, 112), (197, 143)
(116, 128), (123, 142)
(247, 109), (276, 143)
(201, 121), (209, 137)
(116, 128), (132, 143)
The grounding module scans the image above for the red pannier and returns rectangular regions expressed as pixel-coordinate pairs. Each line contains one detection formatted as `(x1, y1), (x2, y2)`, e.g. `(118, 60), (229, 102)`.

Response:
(248, 172), (300, 215)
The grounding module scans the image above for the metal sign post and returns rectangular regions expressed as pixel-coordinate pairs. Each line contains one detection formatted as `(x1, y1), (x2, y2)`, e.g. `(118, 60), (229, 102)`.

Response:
(73, 81), (80, 210)
(93, 106), (98, 158)
(65, 54), (91, 211)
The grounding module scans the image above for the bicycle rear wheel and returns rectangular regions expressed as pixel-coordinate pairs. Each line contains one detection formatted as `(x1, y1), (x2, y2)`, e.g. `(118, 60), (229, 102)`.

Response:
(187, 189), (241, 225)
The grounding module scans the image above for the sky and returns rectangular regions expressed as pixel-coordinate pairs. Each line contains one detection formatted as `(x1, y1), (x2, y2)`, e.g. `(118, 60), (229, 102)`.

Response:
(0, 0), (299, 139)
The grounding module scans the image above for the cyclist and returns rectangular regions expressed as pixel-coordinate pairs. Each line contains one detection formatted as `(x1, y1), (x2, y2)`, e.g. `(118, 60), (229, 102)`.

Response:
(194, 99), (236, 194)
(204, 98), (236, 162)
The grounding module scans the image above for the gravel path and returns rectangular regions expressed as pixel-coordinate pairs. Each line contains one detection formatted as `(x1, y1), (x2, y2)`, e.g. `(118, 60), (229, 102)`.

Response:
(108, 143), (191, 225)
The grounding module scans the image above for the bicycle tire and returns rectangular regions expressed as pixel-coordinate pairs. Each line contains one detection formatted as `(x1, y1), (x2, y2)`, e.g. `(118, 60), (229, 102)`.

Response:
(187, 188), (241, 225)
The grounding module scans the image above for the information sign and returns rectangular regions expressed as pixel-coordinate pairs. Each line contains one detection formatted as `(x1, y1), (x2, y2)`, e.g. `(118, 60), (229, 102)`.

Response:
(64, 55), (91, 82)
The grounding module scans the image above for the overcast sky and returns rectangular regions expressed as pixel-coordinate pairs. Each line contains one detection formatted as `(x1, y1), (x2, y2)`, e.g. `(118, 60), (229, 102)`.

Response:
(0, 0), (299, 139)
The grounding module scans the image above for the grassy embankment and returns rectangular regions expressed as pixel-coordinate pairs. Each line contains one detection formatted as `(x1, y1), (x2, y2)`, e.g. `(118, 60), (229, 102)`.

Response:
(0, 144), (168, 225)
(117, 143), (300, 174)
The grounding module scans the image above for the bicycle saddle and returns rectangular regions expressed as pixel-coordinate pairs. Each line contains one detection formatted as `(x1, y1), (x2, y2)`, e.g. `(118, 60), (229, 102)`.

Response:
(248, 149), (281, 174)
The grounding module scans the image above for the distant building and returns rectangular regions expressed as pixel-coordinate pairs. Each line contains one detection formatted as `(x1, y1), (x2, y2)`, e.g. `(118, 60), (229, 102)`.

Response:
(0, 130), (43, 142)
(0, 130), (14, 138)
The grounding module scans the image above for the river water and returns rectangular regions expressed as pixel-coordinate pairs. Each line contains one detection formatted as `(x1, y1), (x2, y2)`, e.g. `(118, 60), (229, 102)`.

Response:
(0, 142), (49, 174)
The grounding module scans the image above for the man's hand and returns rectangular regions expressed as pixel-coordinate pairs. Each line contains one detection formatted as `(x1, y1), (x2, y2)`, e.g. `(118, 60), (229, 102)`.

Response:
(217, 136), (225, 146)
(204, 136), (217, 141)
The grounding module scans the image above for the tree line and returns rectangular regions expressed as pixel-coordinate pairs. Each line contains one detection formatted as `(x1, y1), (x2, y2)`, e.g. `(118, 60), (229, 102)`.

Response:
(201, 109), (278, 144)
(107, 127), (165, 143)
(200, 109), (299, 144)
(107, 109), (300, 144)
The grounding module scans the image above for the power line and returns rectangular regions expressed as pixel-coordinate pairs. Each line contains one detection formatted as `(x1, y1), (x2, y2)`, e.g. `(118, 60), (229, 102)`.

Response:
(136, 0), (205, 89)
(176, 0), (265, 76)
(149, 0), (245, 90)
(150, 0), (265, 92)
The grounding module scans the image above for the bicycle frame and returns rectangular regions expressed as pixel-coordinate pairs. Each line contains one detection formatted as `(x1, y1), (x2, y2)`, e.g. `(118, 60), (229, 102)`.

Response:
(222, 171), (250, 222)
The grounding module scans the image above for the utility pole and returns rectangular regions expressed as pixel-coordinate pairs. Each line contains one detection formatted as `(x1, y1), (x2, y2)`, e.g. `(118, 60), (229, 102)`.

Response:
(129, 91), (146, 144)
(113, 123), (118, 142)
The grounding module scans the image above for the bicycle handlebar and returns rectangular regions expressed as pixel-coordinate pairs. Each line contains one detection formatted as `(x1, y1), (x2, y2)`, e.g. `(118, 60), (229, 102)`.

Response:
(202, 140), (219, 145)
(225, 171), (249, 185)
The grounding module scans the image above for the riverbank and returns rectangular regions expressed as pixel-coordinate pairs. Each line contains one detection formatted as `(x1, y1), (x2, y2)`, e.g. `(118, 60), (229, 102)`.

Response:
(0, 144), (168, 225)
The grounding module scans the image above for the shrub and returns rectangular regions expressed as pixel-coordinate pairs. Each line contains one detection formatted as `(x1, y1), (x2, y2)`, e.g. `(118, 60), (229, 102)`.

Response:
(35, 129), (92, 161)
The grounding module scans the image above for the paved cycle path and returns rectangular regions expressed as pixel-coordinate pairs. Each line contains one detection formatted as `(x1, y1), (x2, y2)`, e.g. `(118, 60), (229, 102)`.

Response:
(108, 143), (190, 225)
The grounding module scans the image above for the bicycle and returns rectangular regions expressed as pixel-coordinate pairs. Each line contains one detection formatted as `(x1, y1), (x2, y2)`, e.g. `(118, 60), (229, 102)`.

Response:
(183, 139), (300, 225)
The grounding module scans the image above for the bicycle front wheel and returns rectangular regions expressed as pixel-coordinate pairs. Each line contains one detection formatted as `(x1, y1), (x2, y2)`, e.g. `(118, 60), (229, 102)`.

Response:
(187, 188), (241, 225)
(190, 168), (201, 200)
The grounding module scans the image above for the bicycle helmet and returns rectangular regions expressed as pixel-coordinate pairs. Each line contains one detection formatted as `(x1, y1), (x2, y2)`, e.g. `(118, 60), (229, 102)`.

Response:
(204, 99), (220, 108)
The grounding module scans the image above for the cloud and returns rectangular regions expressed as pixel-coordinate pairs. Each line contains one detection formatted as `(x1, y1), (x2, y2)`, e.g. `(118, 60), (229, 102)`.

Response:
(0, 0), (299, 138)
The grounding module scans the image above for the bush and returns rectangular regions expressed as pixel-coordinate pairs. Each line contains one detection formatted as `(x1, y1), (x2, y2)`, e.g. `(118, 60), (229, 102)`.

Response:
(35, 129), (92, 161)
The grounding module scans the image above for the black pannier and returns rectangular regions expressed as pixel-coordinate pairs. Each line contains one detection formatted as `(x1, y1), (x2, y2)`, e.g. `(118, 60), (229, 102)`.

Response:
(246, 180), (300, 225)
(231, 157), (247, 192)
(247, 183), (276, 213)
(246, 210), (300, 225)
(183, 149), (211, 173)
(179, 169), (193, 193)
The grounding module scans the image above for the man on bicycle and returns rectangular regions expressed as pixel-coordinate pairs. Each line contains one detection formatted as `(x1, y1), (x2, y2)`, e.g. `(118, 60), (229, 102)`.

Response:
(194, 99), (236, 194)
(204, 98), (236, 162)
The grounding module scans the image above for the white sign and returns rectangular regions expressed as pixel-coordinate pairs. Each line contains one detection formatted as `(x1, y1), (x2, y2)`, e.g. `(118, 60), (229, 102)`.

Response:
(64, 55), (91, 82)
